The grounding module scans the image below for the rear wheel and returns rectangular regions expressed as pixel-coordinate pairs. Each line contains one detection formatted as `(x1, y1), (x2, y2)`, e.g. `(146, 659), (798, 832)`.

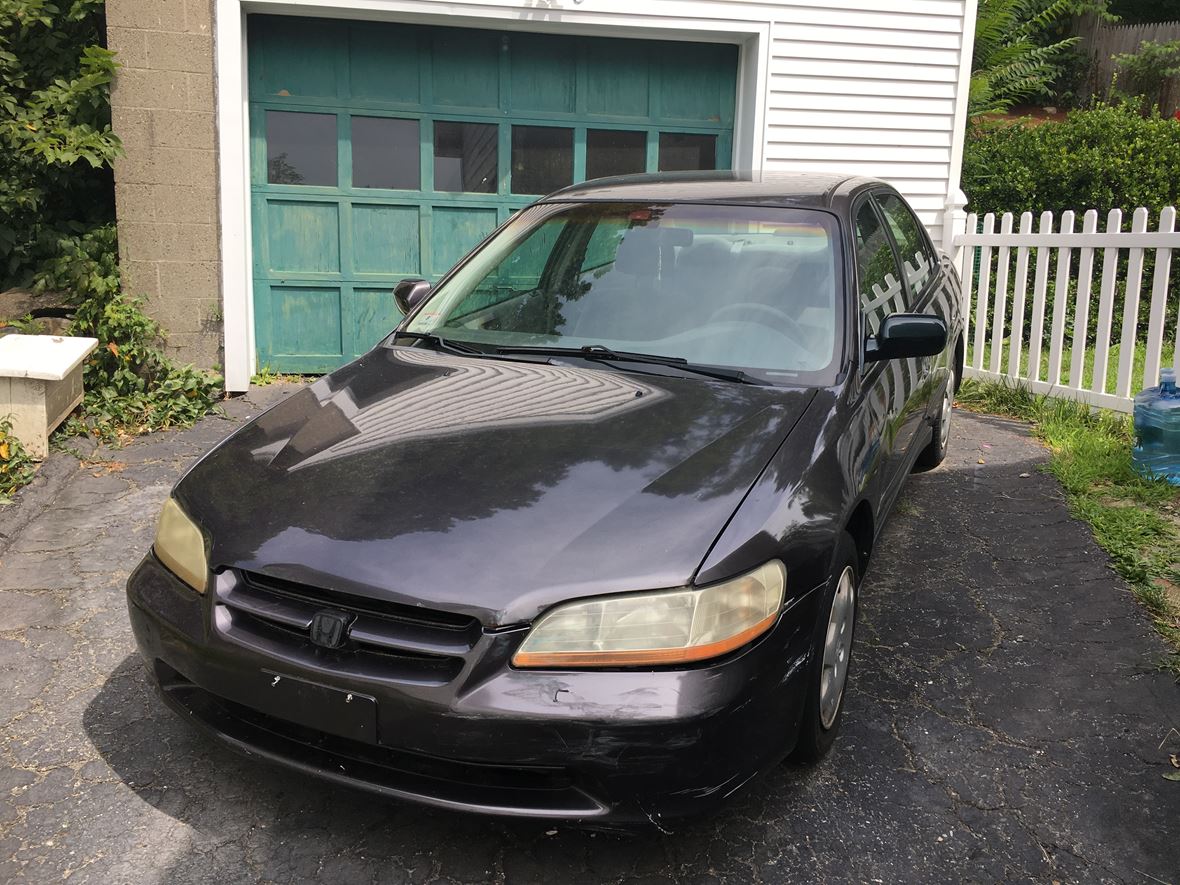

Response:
(791, 532), (860, 764)
(914, 364), (954, 471)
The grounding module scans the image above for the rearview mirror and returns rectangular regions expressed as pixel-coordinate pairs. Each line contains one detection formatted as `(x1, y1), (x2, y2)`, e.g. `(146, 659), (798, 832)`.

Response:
(394, 278), (431, 315)
(864, 314), (947, 363)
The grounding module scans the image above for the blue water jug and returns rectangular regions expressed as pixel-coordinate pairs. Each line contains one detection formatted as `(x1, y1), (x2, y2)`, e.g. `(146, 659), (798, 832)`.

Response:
(1132, 368), (1180, 484)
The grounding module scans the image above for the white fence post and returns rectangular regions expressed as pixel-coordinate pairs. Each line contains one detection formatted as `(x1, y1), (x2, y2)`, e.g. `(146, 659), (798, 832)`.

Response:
(1145, 206), (1176, 387)
(989, 213), (1014, 374)
(1047, 210), (1076, 387)
(953, 204), (1180, 413)
(972, 213), (995, 370)
(1091, 209), (1123, 396)
(1069, 210), (1100, 388)
(1007, 212), (1034, 378)
(1027, 211), (1054, 383)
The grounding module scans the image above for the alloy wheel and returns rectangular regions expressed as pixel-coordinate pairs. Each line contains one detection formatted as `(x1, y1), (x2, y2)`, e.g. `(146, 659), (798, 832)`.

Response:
(819, 565), (856, 729)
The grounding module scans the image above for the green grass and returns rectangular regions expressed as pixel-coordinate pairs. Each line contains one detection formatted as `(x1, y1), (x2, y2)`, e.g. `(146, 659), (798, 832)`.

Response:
(956, 378), (1180, 676)
(967, 339), (1174, 397)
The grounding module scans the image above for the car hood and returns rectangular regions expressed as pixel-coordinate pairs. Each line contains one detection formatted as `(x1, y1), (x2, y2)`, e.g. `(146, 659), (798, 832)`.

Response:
(177, 347), (817, 625)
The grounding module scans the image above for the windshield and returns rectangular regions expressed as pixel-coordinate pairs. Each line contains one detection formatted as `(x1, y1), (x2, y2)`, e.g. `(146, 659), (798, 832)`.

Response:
(403, 201), (843, 384)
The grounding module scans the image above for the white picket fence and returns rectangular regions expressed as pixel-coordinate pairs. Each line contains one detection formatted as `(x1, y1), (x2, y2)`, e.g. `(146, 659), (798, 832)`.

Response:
(954, 206), (1180, 412)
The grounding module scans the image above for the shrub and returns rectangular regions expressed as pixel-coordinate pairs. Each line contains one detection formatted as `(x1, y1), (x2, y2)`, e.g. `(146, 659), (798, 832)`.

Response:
(962, 101), (1180, 352)
(34, 225), (222, 442)
(962, 100), (1180, 216)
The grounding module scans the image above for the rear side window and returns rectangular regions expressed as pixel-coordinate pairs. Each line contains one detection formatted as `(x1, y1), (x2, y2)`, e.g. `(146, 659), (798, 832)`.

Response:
(853, 201), (905, 336)
(875, 192), (937, 297)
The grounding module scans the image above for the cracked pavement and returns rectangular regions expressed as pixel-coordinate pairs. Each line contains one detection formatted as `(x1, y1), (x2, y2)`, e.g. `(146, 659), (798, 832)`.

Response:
(1, 386), (1178, 883)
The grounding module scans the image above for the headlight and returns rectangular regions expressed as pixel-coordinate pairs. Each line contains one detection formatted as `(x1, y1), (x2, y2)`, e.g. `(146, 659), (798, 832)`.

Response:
(153, 497), (208, 593)
(512, 560), (786, 668)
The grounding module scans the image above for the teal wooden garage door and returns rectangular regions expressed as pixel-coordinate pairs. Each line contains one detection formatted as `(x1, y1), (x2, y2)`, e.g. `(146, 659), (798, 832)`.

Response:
(247, 15), (738, 373)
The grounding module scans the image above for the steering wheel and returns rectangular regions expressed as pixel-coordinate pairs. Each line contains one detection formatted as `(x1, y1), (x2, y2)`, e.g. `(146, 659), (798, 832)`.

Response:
(707, 302), (811, 349)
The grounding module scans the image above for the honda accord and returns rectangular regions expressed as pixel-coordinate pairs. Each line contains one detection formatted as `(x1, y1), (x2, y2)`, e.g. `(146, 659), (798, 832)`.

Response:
(127, 172), (963, 824)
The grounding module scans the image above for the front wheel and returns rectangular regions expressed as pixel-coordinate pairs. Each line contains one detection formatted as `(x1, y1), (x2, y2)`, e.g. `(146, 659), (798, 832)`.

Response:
(791, 532), (860, 764)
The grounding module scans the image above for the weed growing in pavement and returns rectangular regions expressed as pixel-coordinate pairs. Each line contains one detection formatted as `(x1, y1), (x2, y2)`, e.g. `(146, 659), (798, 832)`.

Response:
(957, 378), (1180, 676)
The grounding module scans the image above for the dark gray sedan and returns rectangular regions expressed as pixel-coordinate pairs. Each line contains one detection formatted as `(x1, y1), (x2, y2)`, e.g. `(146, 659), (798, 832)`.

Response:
(128, 172), (963, 824)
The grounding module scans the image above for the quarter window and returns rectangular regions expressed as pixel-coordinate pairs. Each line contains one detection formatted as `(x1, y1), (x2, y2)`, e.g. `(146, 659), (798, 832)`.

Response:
(854, 201), (905, 337)
(875, 192), (937, 296)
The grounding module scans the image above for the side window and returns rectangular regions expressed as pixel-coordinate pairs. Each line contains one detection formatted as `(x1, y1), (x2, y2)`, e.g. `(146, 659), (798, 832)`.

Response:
(875, 192), (937, 298)
(854, 201), (905, 337)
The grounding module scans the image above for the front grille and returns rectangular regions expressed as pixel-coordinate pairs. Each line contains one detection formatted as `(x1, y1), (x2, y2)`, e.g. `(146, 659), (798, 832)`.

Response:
(214, 570), (481, 684)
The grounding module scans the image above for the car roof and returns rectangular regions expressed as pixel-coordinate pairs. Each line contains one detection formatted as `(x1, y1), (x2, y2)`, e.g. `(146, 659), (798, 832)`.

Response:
(538, 171), (885, 211)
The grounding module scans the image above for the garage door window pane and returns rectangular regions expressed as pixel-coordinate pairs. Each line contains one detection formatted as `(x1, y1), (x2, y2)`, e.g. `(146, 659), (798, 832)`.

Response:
(352, 117), (420, 190)
(586, 129), (647, 180)
(657, 132), (716, 172)
(434, 122), (498, 193)
(266, 111), (337, 186)
(511, 126), (573, 195)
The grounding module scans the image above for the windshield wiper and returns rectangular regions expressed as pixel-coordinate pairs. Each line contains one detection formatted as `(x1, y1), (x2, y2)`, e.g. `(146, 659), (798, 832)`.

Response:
(392, 331), (485, 356)
(493, 343), (759, 385)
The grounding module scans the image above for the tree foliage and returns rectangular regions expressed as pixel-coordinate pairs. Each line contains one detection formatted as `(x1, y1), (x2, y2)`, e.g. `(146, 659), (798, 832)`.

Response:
(0, 0), (120, 283)
(970, 0), (1085, 115)
(1113, 39), (1180, 116)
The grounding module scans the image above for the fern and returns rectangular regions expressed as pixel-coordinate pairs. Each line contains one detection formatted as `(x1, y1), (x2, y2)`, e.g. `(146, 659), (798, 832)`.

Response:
(970, 0), (1081, 115)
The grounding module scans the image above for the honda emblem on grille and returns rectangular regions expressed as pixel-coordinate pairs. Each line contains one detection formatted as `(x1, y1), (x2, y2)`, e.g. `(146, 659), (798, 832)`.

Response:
(309, 610), (351, 649)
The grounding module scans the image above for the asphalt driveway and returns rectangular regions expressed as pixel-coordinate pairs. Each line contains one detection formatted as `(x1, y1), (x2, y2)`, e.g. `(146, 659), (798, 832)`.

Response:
(1, 386), (1177, 883)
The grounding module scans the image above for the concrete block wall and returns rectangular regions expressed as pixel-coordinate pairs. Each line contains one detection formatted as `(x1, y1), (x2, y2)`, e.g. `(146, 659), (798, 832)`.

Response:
(106, 0), (222, 370)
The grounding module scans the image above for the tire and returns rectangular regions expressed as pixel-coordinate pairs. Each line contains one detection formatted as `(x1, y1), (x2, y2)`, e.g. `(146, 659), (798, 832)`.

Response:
(914, 363), (955, 472)
(791, 531), (860, 764)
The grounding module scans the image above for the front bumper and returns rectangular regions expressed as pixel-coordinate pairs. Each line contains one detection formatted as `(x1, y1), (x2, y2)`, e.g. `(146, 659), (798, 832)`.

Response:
(127, 553), (817, 824)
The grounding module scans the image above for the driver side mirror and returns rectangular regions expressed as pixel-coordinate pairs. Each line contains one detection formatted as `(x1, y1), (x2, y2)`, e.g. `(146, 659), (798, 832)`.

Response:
(864, 314), (947, 363)
(394, 278), (432, 315)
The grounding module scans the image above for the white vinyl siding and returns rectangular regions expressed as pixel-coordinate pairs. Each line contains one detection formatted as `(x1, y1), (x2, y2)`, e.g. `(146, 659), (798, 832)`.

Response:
(765, 1), (968, 238)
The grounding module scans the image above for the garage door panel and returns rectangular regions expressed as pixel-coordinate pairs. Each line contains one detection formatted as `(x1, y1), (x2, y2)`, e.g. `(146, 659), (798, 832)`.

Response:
(431, 206), (498, 275)
(266, 201), (340, 274)
(659, 44), (738, 124)
(432, 30), (501, 109)
(510, 33), (577, 114)
(265, 285), (344, 359)
(584, 42), (650, 118)
(349, 23), (422, 104)
(250, 16), (343, 100)
(352, 204), (420, 274)
(353, 287), (403, 356)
